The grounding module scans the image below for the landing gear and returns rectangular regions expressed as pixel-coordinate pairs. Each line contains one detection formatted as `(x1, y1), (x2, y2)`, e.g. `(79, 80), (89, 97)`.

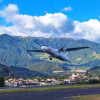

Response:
(49, 57), (52, 60)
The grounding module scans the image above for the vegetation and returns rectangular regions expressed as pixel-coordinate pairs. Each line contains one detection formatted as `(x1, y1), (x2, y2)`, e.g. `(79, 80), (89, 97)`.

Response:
(87, 66), (100, 77)
(1, 84), (100, 93)
(0, 77), (5, 87)
(0, 64), (48, 78)
(73, 94), (100, 100)
(26, 61), (69, 75)
(0, 34), (100, 75)
(76, 79), (100, 84)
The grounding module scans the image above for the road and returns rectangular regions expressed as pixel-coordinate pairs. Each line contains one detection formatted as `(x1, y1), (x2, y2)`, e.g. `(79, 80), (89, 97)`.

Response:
(0, 87), (100, 100)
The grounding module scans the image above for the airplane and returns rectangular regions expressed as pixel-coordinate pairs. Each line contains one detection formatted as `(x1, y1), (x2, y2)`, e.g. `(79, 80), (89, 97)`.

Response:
(27, 45), (89, 62)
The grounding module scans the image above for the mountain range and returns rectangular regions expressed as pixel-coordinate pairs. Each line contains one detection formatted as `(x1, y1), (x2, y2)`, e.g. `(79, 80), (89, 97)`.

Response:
(0, 34), (100, 77)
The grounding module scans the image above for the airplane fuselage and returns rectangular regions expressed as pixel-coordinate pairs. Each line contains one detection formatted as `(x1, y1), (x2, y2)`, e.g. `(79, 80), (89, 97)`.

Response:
(27, 45), (89, 62)
(41, 46), (70, 61)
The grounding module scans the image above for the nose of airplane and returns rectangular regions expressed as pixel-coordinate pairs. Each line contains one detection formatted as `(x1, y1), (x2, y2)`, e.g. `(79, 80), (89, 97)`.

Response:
(41, 46), (47, 50)
(41, 46), (44, 50)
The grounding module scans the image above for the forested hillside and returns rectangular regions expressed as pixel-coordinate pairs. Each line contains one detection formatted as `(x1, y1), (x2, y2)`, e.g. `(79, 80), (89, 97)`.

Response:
(0, 34), (100, 75)
(87, 66), (100, 77)
(0, 63), (48, 78)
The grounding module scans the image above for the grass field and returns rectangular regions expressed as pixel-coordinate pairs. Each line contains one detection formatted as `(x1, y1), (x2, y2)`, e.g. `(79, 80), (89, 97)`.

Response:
(73, 94), (100, 100)
(1, 84), (100, 93)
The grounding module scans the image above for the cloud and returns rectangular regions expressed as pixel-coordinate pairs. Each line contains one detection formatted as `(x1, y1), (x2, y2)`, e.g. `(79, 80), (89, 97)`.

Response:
(0, 0), (3, 3)
(73, 19), (100, 42)
(0, 4), (74, 37)
(0, 4), (19, 22)
(62, 19), (100, 42)
(61, 6), (72, 12)
(0, 26), (8, 34)
(0, 4), (100, 43)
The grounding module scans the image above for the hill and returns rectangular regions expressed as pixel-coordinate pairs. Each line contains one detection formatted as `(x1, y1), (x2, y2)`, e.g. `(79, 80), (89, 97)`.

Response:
(0, 63), (48, 78)
(0, 34), (100, 75)
(87, 66), (100, 77)
(26, 61), (69, 75)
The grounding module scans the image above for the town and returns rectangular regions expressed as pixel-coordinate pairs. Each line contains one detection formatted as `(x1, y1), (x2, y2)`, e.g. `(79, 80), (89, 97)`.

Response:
(4, 68), (100, 87)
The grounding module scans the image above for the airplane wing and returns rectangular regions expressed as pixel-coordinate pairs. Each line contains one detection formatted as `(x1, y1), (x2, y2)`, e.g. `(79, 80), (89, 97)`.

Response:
(59, 46), (89, 52)
(27, 50), (43, 52)
(65, 46), (89, 51)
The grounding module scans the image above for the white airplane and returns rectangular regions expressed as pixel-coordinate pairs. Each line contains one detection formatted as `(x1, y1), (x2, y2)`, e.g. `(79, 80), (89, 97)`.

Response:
(27, 45), (89, 62)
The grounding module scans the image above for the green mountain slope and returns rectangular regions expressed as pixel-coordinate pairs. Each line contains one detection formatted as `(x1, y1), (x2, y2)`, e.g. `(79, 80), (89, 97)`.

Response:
(26, 61), (69, 75)
(0, 63), (48, 78)
(0, 34), (100, 75)
(87, 66), (100, 77)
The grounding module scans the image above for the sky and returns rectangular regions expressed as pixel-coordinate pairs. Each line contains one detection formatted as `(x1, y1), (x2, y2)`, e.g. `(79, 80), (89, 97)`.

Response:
(0, 0), (100, 43)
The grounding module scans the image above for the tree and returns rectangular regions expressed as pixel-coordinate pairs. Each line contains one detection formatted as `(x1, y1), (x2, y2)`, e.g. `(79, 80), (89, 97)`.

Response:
(0, 77), (5, 87)
(87, 79), (100, 84)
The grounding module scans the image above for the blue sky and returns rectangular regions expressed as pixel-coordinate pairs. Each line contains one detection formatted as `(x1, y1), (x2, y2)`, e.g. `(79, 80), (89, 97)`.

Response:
(1, 0), (100, 21)
(0, 0), (100, 42)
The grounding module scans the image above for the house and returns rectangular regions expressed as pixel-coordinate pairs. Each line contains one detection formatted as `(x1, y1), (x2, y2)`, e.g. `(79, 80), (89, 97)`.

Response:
(64, 79), (75, 84)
